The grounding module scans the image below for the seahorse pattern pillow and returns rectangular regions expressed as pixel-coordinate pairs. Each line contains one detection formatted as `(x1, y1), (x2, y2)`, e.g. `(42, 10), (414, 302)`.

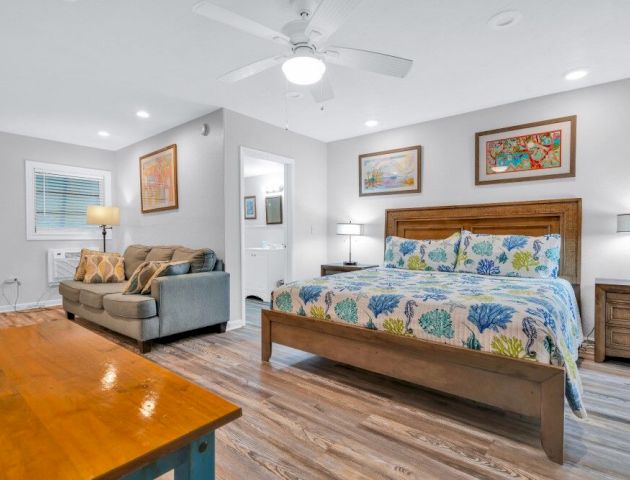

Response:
(455, 230), (561, 278)
(384, 232), (461, 272)
(82, 253), (126, 284)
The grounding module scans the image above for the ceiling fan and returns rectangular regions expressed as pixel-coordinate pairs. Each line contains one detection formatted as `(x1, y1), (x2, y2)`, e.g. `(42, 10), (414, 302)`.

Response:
(192, 0), (413, 103)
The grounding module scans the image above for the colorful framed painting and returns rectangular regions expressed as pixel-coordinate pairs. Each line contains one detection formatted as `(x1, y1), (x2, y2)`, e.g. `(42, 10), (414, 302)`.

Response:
(358, 145), (421, 196)
(475, 116), (576, 185)
(244, 195), (256, 220)
(139, 144), (178, 213)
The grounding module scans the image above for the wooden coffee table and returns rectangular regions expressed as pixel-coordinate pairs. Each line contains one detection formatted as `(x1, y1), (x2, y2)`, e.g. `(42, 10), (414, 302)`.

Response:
(0, 319), (241, 479)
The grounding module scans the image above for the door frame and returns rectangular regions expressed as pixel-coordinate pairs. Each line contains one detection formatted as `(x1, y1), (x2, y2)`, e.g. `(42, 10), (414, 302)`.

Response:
(239, 146), (294, 325)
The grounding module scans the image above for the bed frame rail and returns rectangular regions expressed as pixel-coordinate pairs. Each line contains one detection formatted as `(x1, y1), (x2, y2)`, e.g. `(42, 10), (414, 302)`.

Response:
(262, 308), (565, 464)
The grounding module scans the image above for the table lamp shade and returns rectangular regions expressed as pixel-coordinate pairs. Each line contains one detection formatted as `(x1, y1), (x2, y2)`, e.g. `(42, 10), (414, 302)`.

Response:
(618, 214), (630, 232)
(87, 206), (120, 226)
(336, 222), (363, 236)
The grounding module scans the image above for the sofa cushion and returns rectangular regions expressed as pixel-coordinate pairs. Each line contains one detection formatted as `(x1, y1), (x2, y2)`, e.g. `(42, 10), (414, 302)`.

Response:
(59, 280), (83, 303)
(172, 247), (216, 273)
(79, 283), (127, 309)
(146, 246), (176, 262)
(103, 293), (157, 319)
(123, 245), (152, 279)
(83, 254), (126, 284)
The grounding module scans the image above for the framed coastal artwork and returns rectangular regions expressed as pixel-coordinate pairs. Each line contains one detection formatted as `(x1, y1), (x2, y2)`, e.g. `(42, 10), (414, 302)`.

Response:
(475, 116), (576, 185)
(139, 144), (178, 213)
(358, 145), (421, 196)
(244, 195), (256, 219)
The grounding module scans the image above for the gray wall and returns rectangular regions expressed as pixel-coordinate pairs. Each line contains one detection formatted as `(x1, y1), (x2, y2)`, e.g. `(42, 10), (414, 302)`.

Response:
(224, 109), (328, 324)
(114, 110), (225, 258)
(0, 131), (116, 310)
(326, 78), (630, 335)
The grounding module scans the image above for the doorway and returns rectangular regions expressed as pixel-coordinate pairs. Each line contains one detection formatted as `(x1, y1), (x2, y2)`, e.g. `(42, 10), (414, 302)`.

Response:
(239, 147), (294, 325)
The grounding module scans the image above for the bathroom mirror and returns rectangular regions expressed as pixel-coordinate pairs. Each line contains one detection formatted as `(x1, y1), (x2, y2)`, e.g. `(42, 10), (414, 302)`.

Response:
(265, 196), (283, 225)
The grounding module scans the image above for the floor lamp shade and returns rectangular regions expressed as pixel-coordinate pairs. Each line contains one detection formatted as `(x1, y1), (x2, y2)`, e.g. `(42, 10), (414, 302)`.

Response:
(87, 206), (120, 226)
(618, 214), (630, 232)
(87, 206), (119, 252)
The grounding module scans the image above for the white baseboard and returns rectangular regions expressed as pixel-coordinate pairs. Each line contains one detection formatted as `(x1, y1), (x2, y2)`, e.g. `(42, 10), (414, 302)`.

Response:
(0, 299), (62, 313)
(227, 319), (245, 331)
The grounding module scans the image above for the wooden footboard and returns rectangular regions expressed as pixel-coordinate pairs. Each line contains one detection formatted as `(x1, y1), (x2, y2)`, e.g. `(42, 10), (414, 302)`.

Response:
(261, 308), (565, 464)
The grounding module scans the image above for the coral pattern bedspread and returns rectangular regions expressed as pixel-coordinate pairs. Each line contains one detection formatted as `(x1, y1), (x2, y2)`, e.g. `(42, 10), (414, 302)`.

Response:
(271, 267), (585, 417)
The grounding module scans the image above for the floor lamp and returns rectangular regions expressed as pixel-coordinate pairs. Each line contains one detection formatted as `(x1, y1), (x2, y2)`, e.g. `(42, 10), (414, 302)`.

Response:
(87, 206), (120, 252)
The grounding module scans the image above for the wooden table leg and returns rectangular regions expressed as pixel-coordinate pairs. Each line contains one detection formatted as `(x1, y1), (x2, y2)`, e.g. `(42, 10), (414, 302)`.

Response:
(121, 431), (216, 480)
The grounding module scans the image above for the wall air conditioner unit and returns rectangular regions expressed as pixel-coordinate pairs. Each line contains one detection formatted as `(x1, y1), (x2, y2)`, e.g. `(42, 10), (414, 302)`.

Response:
(47, 248), (82, 286)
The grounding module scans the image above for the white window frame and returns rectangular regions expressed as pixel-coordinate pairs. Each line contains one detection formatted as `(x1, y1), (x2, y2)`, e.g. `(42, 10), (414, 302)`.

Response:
(25, 160), (113, 241)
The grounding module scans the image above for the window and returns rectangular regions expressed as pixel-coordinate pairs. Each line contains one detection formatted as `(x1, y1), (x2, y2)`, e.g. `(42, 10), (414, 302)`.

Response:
(25, 160), (112, 240)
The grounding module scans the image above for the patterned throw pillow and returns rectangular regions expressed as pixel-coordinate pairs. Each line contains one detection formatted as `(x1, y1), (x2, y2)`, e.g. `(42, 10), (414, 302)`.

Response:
(384, 232), (461, 272)
(454, 230), (561, 278)
(140, 261), (191, 294)
(82, 253), (126, 284)
(74, 248), (120, 281)
(124, 261), (166, 295)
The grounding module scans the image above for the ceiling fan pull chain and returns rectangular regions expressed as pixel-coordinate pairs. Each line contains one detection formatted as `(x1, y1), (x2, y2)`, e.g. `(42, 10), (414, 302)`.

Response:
(284, 79), (290, 131)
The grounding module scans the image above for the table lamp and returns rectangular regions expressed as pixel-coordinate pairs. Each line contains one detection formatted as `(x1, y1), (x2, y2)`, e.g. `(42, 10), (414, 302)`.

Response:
(87, 206), (120, 252)
(336, 221), (364, 265)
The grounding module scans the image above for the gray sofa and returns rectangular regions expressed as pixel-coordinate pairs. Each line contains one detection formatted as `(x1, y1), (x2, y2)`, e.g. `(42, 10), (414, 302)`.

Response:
(59, 244), (229, 353)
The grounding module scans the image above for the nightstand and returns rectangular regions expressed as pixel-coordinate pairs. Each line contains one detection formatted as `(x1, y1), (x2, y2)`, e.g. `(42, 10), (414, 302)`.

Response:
(321, 263), (378, 276)
(595, 279), (630, 362)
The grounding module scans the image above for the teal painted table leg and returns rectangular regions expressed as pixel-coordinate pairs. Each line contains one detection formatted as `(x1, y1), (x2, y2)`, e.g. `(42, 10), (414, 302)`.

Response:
(121, 431), (215, 480)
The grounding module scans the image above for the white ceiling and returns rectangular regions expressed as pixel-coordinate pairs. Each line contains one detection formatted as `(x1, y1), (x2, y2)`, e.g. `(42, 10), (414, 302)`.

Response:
(1, 0), (629, 151)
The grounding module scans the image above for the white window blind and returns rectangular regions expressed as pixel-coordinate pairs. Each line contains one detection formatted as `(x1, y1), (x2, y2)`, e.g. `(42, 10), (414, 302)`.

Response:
(34, 170), (104, 232)
(25, 161), (112, 240)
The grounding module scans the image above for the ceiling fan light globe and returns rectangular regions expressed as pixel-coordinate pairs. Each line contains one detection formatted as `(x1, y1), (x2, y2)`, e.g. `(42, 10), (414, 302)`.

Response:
(282, 56), (326, 85)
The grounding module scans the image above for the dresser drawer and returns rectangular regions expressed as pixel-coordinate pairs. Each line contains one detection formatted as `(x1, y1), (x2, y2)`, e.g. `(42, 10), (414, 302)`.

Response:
(605, 326), (630, 356)
(605, 297), (630, 327)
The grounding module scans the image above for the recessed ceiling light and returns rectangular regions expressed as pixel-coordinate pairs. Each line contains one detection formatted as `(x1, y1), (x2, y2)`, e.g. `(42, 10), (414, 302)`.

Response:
(488, 10), (522, 30)
(98, 131), (110, 137)
(365, 119), (378, 127)
(136, 110), (150, 118)
(564, 68), (589, 81)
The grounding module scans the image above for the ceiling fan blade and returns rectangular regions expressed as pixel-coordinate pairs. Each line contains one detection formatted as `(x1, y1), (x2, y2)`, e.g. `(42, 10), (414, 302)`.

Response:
(193, 1), (290, 45)
(218, 55), (286, 83)
(310, 75), (335, 103)
(324, 46), (413, 78)
(305, 0), (363, 45)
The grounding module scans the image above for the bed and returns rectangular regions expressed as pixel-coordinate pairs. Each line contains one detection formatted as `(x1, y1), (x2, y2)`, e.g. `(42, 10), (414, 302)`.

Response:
(261, 198), (582, 464)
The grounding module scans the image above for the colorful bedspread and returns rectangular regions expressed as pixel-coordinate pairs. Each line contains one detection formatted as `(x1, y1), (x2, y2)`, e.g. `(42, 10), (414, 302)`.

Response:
(271, 267), (585, 417)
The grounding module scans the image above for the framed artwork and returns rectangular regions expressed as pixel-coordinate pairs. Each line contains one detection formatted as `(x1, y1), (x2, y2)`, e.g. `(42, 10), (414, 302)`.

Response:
(139, 144), (178, 213)
(265, 196), (283, 225)
(358, 145), (421, 196)
(475, 115), (576, 185)
(244, 195), (257, 219)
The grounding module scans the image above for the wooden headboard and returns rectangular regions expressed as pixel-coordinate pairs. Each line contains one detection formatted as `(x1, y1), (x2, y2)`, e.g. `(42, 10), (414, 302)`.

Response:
(385, 198), (582, 285)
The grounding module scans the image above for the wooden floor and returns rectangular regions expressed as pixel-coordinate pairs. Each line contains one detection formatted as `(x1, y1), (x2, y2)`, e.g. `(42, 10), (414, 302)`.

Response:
(2, 302), (630, 479)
